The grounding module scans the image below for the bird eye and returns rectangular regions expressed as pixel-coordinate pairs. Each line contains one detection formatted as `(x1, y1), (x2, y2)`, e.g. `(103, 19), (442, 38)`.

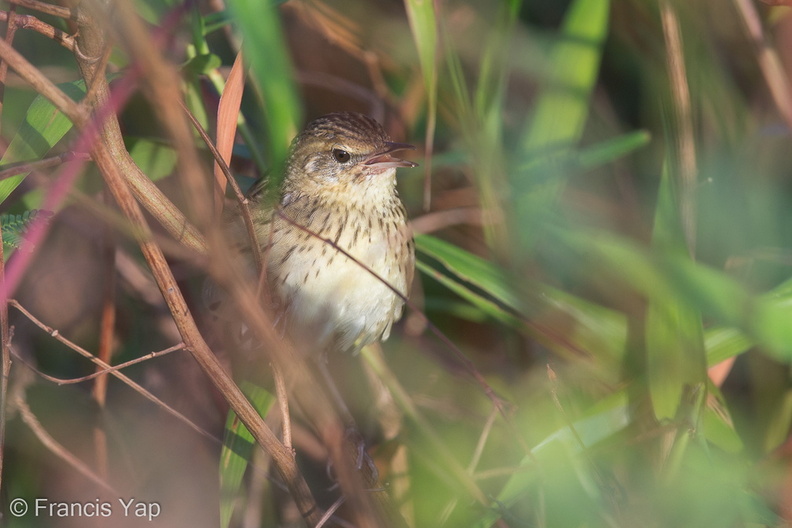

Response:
(332, 148), (351, 163)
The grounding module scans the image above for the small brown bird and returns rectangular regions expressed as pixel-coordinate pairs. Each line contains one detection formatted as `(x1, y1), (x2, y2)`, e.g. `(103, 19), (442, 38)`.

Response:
(209, 112), (416, 353)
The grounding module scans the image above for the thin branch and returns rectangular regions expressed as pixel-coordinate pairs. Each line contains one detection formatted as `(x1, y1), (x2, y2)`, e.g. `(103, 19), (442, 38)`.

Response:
(467, 405), (498, 474)
(93, 190), (117, 400)
(276, 208), (512, 419)
(660, 0), (697, 254)
(182, 102), (264, 273)
(734, 0), (792, 129)
(0, 5), (19, 117)
(0, 37), (205, 254)
(89, 136), (322, 523)
(109, 0), (211, 231)
(9, 299), (215, 442)
(410, 206), (484, 235)
(0, 10), (78, 52)
(0, 230), (9, 494)
(272, 361), (293, 452)
(9, 0), (74, 20)
(14, 396), (116, 493)
(0, 151), (91, 182)
(360, 345), (489, 505)
(315, 496), (347, 528)
(11, 343), (185, 385)
(0, 6), (207, 255)
(0, 34), (85, 124)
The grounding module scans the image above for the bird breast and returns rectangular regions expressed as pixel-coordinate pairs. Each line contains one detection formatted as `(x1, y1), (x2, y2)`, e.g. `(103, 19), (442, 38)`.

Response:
(265, 187), (413, 352)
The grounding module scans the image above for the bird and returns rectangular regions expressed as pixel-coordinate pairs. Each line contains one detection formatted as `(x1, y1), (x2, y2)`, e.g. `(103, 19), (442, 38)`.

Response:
(206, 112), (417, 354)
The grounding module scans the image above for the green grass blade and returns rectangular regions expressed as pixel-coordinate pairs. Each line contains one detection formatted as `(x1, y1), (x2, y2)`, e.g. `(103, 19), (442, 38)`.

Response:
(0, 80), (87, 204)
(576, 130), (652, 169)
(646, 167), (707, 421)
(416, 234), (521, 312)
(518, 129), (652, 184)
(705, 327), (753, 366)
(225, 0), (301, 180)
(703, 382), (743, 453)
(416, 234), (628, 360)
(127, 139), (178, 182)
(520, 0), (610, 152)
(404, 0), (437, 117)
(513, 0), (610, 250)
(416, 259), (521, 327)
(473, 394), (629, 528)
(219, 382), (275, 528)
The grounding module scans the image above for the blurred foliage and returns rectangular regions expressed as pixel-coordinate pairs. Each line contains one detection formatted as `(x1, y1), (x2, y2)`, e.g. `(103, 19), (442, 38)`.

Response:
(3, 0), (792, 527)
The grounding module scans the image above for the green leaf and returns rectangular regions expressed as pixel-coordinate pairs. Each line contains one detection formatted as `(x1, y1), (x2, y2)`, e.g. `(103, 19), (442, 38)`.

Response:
(556, 224), (792, 364)
(520, 0), (610, 152)
(473, 394), (629, 528)
(127, 139), (178, 182)
(576, 130), (652, 169)
(417, 233), (628, 360)
(226, 0), (301, 179)
(518, 130), (652, 185)
(0, 80), (87, 205)
(705, 327), (753, 366)
(513, 0), (611, 250)
(539, 285), (628, 363)
(182, 53), (222, 76)
(416, 234), (521, 313)
(405, 0), (438, 109)
(219, 382), (275, 528)
(647, 167), (707, 421)
(702, 383), (743, 453)
(416, 259), (521, 327)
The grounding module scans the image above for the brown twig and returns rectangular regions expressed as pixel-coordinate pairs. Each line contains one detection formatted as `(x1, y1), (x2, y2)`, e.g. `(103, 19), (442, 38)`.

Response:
(0, 33), (86, 125)
(108, 0), (210, 231)
(0, 10), (78, 52)
(734, 0), (792, 129)
(277, 208), (511, 419)
(93, 139), (321, 523)
(410, 206), (484, 235)
(0, 151), (91, 182)
(0, 225), (9, 494)
(9, 299), (215, 442)
(14, 396), (116, 493)
(12, 342), (185, 386)
(0, 13), (206, 254)
(94, 190), (116, 398)
(0, 4), (19, 117)
(182, 102), (264, 273)
(9, 0), (74, 20)
(660, 0), (697, 254)
(272, 361), (292, 451)
(92, 193), (116, 476)
(316, 496), (347, 528)
(70, 2), (322, 517)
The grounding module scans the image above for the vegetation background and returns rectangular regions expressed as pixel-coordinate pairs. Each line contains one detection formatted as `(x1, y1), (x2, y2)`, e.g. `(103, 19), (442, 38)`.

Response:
(0, 0), (791, 526)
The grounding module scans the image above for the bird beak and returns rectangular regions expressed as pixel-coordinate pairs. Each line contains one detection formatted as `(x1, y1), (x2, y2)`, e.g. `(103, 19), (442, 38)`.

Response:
(364, 142), (418, 171)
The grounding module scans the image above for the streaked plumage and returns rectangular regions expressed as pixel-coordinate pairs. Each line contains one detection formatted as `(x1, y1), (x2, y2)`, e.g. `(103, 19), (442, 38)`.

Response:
(209, 112), (416, 353)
